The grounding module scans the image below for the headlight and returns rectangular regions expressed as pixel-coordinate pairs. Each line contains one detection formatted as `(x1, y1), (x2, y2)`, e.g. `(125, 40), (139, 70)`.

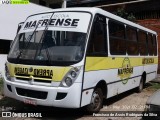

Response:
(60, 66), (81, 87)
(65, 77), (72, 86)
(71, 71), (77, 78)
(5, 63), (11, 81)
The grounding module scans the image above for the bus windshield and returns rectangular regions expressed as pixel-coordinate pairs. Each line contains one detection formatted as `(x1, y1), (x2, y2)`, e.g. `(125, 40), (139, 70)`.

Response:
(7, 12), (91, 66)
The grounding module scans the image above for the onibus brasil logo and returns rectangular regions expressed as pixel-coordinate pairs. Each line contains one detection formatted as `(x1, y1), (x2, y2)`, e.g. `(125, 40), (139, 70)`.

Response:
(0, 0), (29, 4)
(118, 58), (133, 84)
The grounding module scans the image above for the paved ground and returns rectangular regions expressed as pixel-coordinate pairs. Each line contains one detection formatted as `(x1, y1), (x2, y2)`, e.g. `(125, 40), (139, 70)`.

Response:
(80, 83), (157, 120)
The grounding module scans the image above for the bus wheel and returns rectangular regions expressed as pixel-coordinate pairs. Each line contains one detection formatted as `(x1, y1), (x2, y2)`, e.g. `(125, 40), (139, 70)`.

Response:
(137, 77), (144, 93)
(86, 88), (103, 113)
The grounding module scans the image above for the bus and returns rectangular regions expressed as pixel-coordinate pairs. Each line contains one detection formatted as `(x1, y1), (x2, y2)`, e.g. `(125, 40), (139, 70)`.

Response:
(3, 7), (158, 112)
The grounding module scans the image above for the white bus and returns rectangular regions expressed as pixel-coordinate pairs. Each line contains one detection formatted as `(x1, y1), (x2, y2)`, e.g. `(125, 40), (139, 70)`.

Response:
(3, 8), (158, 112)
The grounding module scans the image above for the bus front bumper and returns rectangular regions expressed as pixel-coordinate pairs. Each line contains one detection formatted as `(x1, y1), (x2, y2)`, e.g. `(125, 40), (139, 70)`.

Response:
(3, 78), (82, 108)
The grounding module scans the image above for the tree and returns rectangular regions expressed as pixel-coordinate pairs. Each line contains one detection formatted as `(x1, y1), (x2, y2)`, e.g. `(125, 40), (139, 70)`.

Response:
(114, 8), (136, 22)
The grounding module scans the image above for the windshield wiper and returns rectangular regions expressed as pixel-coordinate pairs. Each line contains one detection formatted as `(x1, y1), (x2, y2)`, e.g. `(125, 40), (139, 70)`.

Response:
(16, 21), (41, 60)
(34, 13), (55, 65)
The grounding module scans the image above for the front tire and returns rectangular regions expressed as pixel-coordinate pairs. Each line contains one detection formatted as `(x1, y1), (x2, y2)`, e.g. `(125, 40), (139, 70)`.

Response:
(86, 88), (103, 113)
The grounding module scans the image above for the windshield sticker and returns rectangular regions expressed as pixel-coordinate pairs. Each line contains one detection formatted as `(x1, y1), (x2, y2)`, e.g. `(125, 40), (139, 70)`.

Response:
(118, 58), (133, 84)
(23, 18), (80, 29)
(19, 12), (91, 33)
(19, 13), (53, 33)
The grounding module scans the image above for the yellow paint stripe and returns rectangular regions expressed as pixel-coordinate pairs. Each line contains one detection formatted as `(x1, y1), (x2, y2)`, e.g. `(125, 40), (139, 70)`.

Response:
(85, 57), (158, 72)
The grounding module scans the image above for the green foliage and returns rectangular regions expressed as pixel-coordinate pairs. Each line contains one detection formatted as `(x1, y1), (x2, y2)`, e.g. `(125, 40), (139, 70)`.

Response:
(114, 8), (136, 22)
(0, 78), (3, 94)
(150, 82), (160, 90)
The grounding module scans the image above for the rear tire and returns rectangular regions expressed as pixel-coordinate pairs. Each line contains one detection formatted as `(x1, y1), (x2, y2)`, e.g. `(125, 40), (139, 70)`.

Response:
(137, 77), (144, 93)
(86, 88), (103, 113)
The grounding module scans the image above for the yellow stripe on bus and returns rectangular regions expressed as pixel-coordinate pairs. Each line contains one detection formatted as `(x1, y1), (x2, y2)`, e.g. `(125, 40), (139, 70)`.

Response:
(85, 57), (158, 72)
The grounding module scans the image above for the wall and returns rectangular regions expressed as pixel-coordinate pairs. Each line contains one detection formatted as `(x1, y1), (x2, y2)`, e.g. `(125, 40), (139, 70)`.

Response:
(0, 3), (52, 41)
(0, 55), (7, 78)
(137, 19), (160, 73)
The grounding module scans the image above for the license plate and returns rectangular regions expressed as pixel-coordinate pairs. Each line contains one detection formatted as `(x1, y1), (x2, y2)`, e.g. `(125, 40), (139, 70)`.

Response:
(24, 99), (37, 105)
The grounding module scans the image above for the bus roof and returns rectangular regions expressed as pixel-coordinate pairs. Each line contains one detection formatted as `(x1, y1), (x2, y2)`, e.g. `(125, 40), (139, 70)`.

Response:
(27, 7), (157, 35)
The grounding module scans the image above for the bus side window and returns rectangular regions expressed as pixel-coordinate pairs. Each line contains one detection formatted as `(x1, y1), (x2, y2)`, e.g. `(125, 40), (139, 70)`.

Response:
(138, 30), (148, 56)
(126, 26), (138, 55)
(153, 35), (157, 56)
(147, 33), (154, 56)
(87, 15), (107, 55)
(109, 20), (126, 55)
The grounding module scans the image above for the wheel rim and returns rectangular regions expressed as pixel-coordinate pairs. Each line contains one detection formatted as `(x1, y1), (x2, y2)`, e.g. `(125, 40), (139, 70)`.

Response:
(90, 91), (101, 110)
(139, 80), (143, 90)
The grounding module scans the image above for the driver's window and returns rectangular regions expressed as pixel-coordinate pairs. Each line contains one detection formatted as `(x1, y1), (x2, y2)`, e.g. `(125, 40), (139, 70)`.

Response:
(87, 14), (107, 55)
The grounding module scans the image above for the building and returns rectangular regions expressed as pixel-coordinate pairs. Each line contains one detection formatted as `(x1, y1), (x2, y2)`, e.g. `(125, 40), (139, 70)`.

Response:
(43, 0), (160, 73)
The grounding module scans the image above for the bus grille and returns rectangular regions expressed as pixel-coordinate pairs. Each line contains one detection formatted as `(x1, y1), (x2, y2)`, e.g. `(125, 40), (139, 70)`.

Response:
(16, 87), (48, 99)
(15, 75), (52, 84)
